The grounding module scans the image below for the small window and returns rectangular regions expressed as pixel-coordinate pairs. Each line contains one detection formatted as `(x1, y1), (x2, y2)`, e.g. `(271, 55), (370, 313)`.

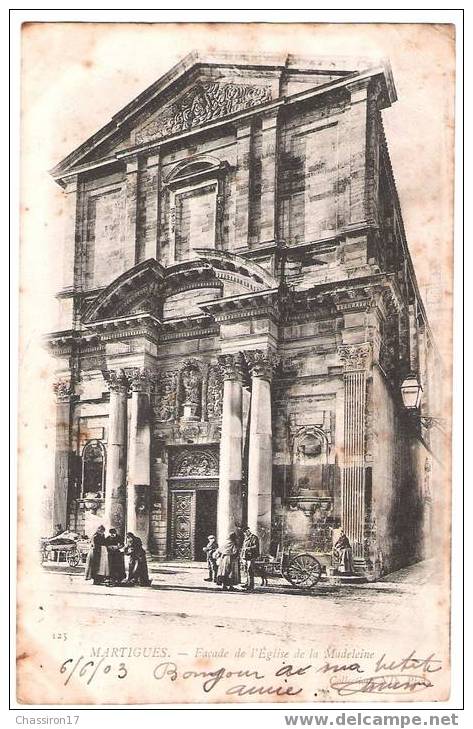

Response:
(81, 440), (106, 498)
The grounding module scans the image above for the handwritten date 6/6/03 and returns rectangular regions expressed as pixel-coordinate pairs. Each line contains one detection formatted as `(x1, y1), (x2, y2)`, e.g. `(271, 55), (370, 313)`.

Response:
(60, 657), (127, 686)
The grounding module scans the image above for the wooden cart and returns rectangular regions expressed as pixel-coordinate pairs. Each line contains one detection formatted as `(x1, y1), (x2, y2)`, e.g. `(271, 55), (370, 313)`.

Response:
(40, 535), (90, 567)
(254, 545), (331, 589)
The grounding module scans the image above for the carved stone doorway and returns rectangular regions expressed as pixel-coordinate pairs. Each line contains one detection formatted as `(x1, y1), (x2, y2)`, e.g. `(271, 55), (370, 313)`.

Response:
(167, 446), (219, 561)
(169, 486), (218, 560)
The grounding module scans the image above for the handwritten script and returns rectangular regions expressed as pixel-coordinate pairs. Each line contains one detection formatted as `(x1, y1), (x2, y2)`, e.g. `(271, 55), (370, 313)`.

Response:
(58, 649), (442, 698)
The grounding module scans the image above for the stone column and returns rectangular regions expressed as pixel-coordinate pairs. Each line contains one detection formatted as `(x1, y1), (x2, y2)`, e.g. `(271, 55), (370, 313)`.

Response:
(52, 380), (75, 532)
(103, 369), (129, 536)
(244, 349), (277, 553)
(260, 111), (279, 245)
(127, 368), (153, 548)
(217, 353), (245, 543)
(338, 343), (371, 565)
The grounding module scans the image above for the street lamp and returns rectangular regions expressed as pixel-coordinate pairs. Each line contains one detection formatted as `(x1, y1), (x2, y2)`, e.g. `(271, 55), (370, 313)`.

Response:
(400, 372), (445, 431)
(400, 372), (423, 411)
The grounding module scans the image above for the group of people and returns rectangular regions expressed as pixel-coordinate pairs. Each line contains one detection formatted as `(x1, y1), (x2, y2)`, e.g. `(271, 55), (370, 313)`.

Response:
(85, 526), (151, 587)
(202, 526), (260, 592)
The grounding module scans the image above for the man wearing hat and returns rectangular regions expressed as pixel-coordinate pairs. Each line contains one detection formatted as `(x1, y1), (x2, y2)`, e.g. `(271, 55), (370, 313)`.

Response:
(203, 534), (219, 582)
(240, 526), (260, 591)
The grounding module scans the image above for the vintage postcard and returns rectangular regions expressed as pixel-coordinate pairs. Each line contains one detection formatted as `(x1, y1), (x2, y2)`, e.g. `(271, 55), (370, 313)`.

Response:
(17, 21), (455, 705)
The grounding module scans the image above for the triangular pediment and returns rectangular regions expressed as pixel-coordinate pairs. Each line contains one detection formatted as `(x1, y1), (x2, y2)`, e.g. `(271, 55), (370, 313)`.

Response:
(51, 51), (395, 184)
(132, 73), (274, 146)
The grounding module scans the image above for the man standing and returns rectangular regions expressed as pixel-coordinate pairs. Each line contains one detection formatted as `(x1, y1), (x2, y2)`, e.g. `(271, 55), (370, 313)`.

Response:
(202, 534), (218, 583)
(240, 526), (260, 591)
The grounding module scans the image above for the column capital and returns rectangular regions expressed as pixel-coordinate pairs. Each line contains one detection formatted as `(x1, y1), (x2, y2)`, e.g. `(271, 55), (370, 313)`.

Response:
(102, 368), (130, 394)
(218, 352), (245, 382)
(244, 349), (279, 381)
(52, 379), (75, 403)
(338, 343), (372, 372)
(128, 367), (155, 393)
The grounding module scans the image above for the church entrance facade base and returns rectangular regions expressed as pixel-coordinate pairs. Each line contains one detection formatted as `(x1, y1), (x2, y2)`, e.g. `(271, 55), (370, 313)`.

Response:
(167, 446), (219, 561)
(169, 485), (218, 561)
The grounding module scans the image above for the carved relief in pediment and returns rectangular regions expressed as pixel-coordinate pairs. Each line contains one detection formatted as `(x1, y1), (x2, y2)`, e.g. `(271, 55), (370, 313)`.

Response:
(135, 82), (272, 143)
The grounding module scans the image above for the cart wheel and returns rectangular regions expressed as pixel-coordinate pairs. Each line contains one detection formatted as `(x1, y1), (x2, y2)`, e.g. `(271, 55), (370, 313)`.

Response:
(67, 549), (80, 568)
(286, 553), (322, 589)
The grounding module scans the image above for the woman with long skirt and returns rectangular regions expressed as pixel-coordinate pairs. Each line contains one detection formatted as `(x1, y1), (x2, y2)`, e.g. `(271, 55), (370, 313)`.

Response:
(215, 532), (240, 591)
(124, 532), (151, 586)
(85, 525), (110, 585)
(105, 528), (126, 585)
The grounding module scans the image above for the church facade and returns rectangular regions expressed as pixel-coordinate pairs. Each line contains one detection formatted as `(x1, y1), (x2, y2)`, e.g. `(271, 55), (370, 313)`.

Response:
(48, 52), (441, 576)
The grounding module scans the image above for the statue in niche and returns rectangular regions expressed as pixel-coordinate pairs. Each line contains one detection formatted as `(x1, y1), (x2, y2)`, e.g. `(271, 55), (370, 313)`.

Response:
(292, 428), (327, 495)
(180, 364), (202, 421)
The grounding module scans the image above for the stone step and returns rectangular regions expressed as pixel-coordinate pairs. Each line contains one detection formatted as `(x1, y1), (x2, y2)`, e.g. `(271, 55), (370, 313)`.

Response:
(328, 574), (368, 585)
(148, 560), (207, 572)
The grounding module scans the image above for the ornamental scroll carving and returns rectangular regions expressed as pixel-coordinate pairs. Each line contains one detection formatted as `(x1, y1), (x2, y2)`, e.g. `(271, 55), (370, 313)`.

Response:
(135, 82), (272, 143)
(53, 379), (75, 402)
(154, 370), (178, 422)
(128, 367), (155, 393)
(338, 343), (372, 371)
(102, 368), (130, 394)
(217, 352), (245, 382)
(206, 365), (223, 420)
(171, 449), (219, 478)
(244, 349), (280, 381)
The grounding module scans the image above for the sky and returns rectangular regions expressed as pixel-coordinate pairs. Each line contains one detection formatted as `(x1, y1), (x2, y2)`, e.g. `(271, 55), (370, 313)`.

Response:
(20, 22), (455, 347)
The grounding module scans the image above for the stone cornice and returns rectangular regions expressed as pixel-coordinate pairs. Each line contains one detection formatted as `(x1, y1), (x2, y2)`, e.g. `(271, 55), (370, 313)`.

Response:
(198, 287), (281, 324)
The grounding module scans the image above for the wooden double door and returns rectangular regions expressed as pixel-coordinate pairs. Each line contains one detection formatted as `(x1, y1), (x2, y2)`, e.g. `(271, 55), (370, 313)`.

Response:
(169, 484), (218, 561)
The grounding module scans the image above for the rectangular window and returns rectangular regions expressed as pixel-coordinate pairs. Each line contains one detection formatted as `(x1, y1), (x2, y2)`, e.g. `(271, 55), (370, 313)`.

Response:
(174, 183), (216, 261)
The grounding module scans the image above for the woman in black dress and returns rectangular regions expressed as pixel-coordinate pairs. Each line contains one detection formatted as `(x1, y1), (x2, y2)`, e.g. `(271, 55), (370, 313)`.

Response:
(124, 532), (151, 586)
(85, 525), (110, 585)
(105, 528), (126, 585)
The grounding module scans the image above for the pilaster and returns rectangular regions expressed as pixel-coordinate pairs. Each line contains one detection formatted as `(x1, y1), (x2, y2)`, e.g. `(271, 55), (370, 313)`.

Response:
(338, 342), (371, 567)
(259, 111), (279, 245)
(235, 122), (253, 249)
(125, 155), (140, 268)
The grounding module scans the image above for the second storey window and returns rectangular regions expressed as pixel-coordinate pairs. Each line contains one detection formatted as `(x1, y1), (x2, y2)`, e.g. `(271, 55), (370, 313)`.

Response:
(166, 158), (226, 263)
(174, 182), (217, 260)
